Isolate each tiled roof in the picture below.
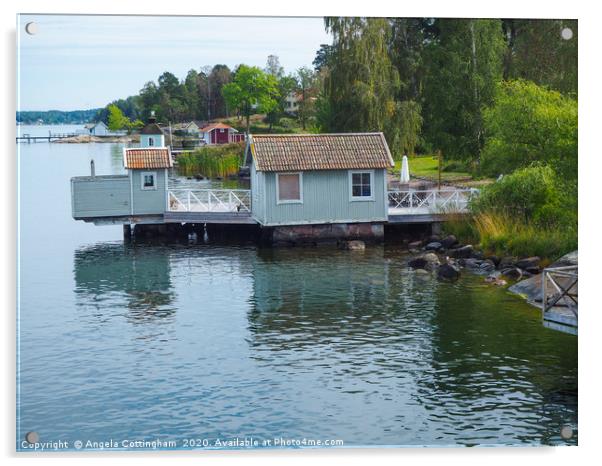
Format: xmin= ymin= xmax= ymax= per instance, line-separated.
xmin=250 ymin=133 xmax=394 ymax=172
xmin=124 ymin=148 xmax=172 ymax=169
xmin=200 ymin=122 xmax=236 ymax=132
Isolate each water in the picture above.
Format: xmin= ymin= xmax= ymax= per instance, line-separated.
xmin=17 ymin=128 xmax=578 ymax=450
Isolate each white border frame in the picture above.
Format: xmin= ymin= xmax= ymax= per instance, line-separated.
xmin=276 ymin=172 xmax=303 ymax=204
xmin=140 ymin=171 xmax=158 ymax=191
xmin=349 ymin=169 xmax=375 ymax=201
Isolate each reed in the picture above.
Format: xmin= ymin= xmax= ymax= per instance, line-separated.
xmin=176 ymin=143 xmax=245 ymax=178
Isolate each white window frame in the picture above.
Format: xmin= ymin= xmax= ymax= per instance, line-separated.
xmin=276 ymin=172 xmax=303 ymax=205
xmin=148 ymin=137 xmax=154 ymax=147
xmin=141 ymin=171 xmax=158 ymax=191
xmin=349 ymin=170 xmax=375 ymax=201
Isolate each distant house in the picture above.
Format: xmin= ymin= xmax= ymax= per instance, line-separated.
xmin=84 ymin=121 xmax=109 ymax=136
xmin=199 ymin=122 xmax=244 ymax=145
xmin=246 ymin=133 xmax=394 ymax=227
xmin=139 ymin=116 xmax=165 ymax=148
xmin=284 ymin=92 xmax=301 ymax=114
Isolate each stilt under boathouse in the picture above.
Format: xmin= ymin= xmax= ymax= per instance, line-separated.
xmin=71 ymin=125 xmax=477 ymax=244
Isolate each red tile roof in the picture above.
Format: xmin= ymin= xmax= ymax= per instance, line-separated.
xmin=124 ymin=148 xmax=172 ymax=169
xmin=249 ymin=133 xmax=394 ymax=172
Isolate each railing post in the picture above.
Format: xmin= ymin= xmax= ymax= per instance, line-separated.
xmin=229 ymin=191 xmax=232 ymax=211
xmin=187 ymin=191 xmax=191 ymax=211
xmin=208 ymin=191 xmax=212 ymax=211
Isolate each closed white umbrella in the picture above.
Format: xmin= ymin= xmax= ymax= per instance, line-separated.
xmin=400 ymin=155 xmax=410 ymax=184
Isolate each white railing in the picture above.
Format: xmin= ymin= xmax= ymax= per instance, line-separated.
xmin=387 ymin=189 xmax=477 ymax=214
xmin=168 ymin=189 xmax=251 ymax=213
xmin=542 ymin=265 xmax=578 ymax=319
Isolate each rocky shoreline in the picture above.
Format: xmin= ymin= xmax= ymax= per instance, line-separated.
xmin=54 ymin=134 xmax=140 ymax=144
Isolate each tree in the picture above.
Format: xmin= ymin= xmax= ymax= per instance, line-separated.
xmin=265 ymin=54 xmax=284 ymax=78
xmin=222 ymin=65 xmax=279 ymax=133
xmin=266 ymin=74 xmax=298 ymax=131
xmin=312 ymin=44 xmax=334 ymax=71
xmin=320 ymin=18 xmax=401 ymax=154
xmin=208 ymin=65 xmax=232 ymax=118
xmin=502 ymin=19 xmax=577 ymax=96
xmin=296 ymin=66 xmax=318 ymax=130
xmin=480 ymin=80 xmax=577 ymax=183
xmin=422 ymin=19 xmax=505 ymax=162
xmin=107 ymin=104 xmax=129 ymax=131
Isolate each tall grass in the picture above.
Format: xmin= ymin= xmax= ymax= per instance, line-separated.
xmin=445 ymin=212 xmax=577 ymax=261
xmin=176 ymin=143 xmax=244 ymax=178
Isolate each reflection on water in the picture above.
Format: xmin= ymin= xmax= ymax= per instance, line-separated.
xmin=17 ymin=139 xmax=577 ymax=449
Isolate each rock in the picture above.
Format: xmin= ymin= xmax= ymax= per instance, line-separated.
xmin=498 ymin=256 xmax=518 ymax=270
xmin=463 ymin=258 xmax=482 ymax=269
xmin=194 ymin=174 xmax=204 ymax=180
xmin=501 ymin=267 xmax=523 ymax=281
xmin=485 ymin=276 xmax=507 ymax=286
xmin=425 ymin=241 xmax=443 ymax=251
xmin=408 ymin=240 xmax=422 ymax=250
xmin=508 ymin=250 xmax=577 ymax=304
xmin=486 ymin=255 xmax=501 ymax=267
xmin=408 ymin=253 xmax=440 ymax=271
xmin=440 ymin=235 xmax=458 ymax=248
xmin=427 ymin=234 xmax=441 ymax=243
xmin=515 ymin=256 xmax=541 ymax=270
xmin=471 ymin=250 xmax=484 ymax=260
xmin=408 ymin=248 xmax=421 ymax=254
xmin=340 ymin=240 xmax=365 ymax=250
xmin=437 ymin=263 xmax=461 ymax=281
xmin=525 ymin=266 xmax=541 ymax=275
xmin=449 ymin=245 xmax=474 ymax=258
xmin=479 ymin=260 xmax=496 ymax=272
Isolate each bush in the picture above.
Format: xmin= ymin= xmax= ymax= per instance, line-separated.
xmin=471 ymin=165 xmax=571 ymax=228
xmin=480 ymin=80 xmax=577 ymax=181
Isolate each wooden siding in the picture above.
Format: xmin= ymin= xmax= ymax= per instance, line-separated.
xmin=131 ymin=169 xmax=167 ymax=215
xmin=140 ymin=134 xmax=164 ymax=148
xmin=250 ymin=161 xmax=265 ymax=224
xmin=260 ymin=169 xmax=388 ymax=226
xmin=71 ymin=175 xmax=131 ymax=218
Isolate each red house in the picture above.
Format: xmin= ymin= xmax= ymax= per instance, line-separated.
xmin=199 ymin=122 xmax=244 ymax=145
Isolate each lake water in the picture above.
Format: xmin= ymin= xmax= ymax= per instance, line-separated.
xmin=17 ymin=126 xmax=577 ymax=450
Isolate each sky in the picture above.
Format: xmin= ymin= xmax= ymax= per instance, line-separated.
xmin=17 ymin=14 xmax=332 ymax=111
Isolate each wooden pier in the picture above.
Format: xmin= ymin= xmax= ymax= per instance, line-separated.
xmin=16 ymin=132 xmax=77 ymax=143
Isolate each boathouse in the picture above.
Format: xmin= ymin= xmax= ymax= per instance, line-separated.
xmin=247 ymin=133 xmax=393 ymax=228
xmin=71 ymin=117 xmax=172 ymax=223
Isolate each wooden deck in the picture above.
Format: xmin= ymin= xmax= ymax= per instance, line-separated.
xmin=164 ymin=211 xmax=256 ymax=224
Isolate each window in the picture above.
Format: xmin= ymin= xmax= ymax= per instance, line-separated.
xmin=350 ymin=171 xmax=374 ymax=200
xmin=148 ymin=137 xmax=154 ymax=147
xmin=220 ymin=128 xmax=225 ymax=133
xmin=141 ymin=171 xmax=157 ymax=190
xmin=276 ymin=172 xmax=302 ymax=204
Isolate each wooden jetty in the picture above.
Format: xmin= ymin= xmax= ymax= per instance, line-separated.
xmin=16 ymin=132 xmax=78 ymax=143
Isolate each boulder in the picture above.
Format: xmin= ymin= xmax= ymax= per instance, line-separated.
xmin=525 ymin=266 xmax=541 ymax=275
xmin=427 ymin=234 xmax=441 ymax=243
xmin=408 ymin=240 xmax=422 ymax=250
xmin=501 ymin=267 xmax=523 ymax=281
xmin=425 ymin=241 xmax=443 ymax=251
xmin=463 ymin=258 xmax=482 ymax=269
xmin=449 ymin=245 xmax=474 ymax=258
xmin=515 ymin=256 xmax=541 ymax=270
xmin=471 ymin=250 xmax=485 ymax=260
xmin=408 ymin=253 xmax=440 ymax=271
xmin=498 ymin=256 xmax=518 ymax=270
xmin=341 ymin=240 xmax=366 ymax=250
xmin=440 ymin=235 xmax=458 ymax=248
xmin=437 ymin=263 xmax=461 ymax=281
xmin=486 ymin=255 xmax=501 ymax=267
xmin=479 ymin=260 xmax=496 ymax=273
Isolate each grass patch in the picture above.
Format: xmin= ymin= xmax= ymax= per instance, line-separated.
xmin=176 ymin=143 xmax=244 ymax=178
xmin=391 ymin=155 xmax=472 ymax=182
xmin=444 ymin=211 xmax=577 ymax=262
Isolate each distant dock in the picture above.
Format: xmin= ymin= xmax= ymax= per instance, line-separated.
xmin=16 ymin=132 xmax=78 ymax=143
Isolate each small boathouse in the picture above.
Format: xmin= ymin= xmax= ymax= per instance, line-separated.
xmin=71 ymin=125 xmax=476 ymax=243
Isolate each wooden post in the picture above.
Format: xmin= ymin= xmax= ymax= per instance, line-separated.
xmin=437 ymin=150 xmax=442 ymax=191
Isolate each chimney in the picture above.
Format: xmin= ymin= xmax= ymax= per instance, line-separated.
xmin=148 ymin=110 xmax=156 ymax=124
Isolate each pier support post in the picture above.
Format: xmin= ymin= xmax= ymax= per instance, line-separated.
xmin=123 ymin=224 xmax=132 ymax=242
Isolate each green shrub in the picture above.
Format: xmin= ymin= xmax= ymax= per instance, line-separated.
xmin=481 ymin=80 xmax=577 ymax=181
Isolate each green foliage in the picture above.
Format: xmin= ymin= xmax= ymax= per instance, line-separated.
xmin=107 ymin=104 xmax=129 ymax=131
xmin=471 ymin=165 xmax=571 ymax=226
xmin=176 ymin=143 xmax=245 ymax=178
xmin=480 ymin=80 xmax=577 ymax=182
xmin=422 ymin=19 xmax=505 ymax=161
xmin=502 ymin=19 xmax=577 ymax=96
xmin=389 ymin=100 xmax=423 ymax=157
xmin=222 ymin=65 xmax=279 ymax=133
xmin=320 ymin=18 xmax=401 ymax=149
